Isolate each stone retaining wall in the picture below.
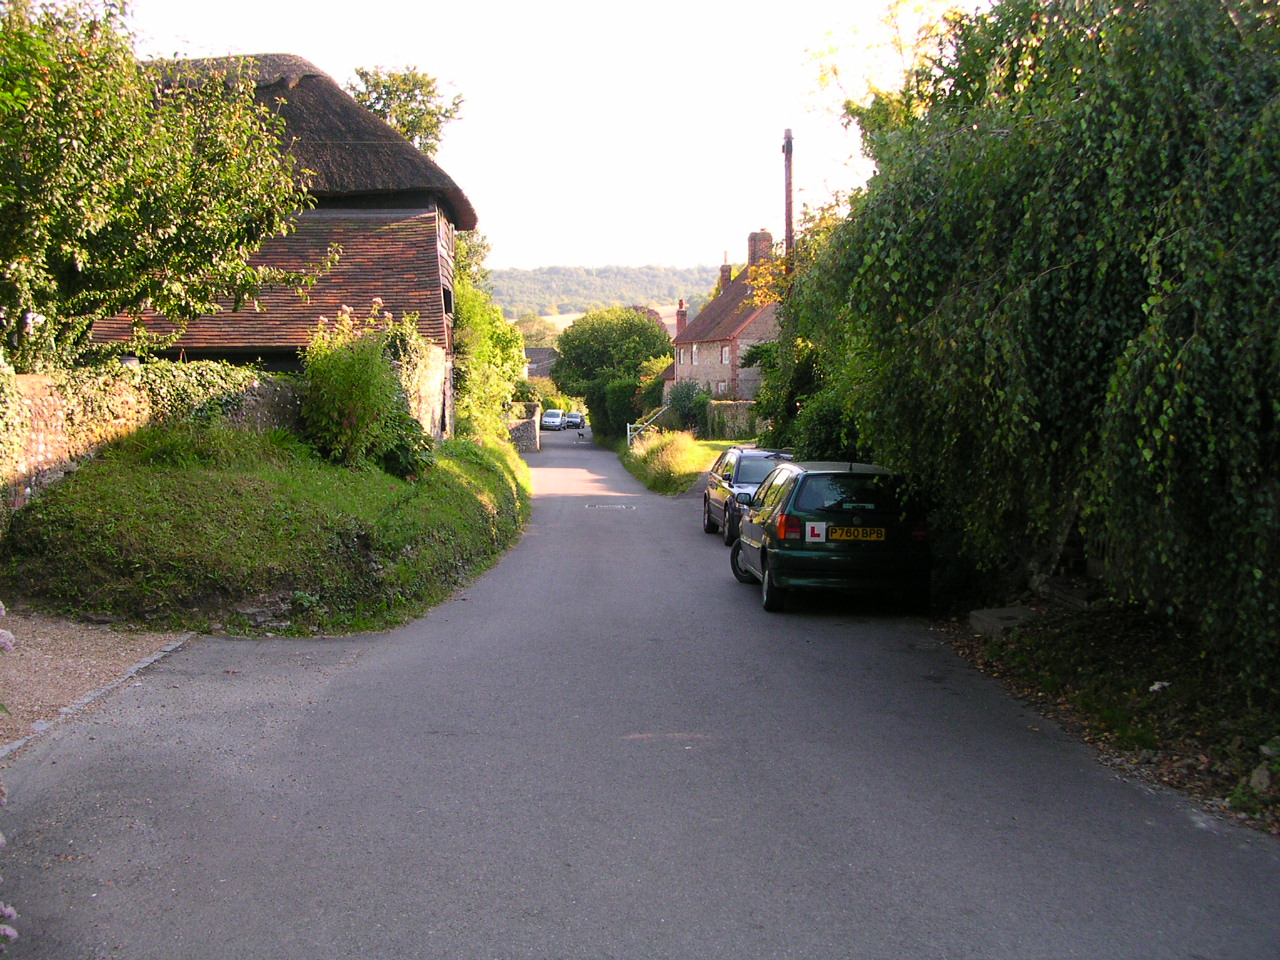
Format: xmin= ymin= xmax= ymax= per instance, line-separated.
xmin=706 ymin=400 xmax=758 ymax=440
xmin=507 ymin=402 xmax=540 ymax=453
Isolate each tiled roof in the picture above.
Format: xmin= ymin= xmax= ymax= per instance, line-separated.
xmin=523 ymin=346 xmax=558 ymax=376
xmin=92 ymin=208 xmax=448 ymax=353
xmin=672 ymin=270 xmax=776 ymax=345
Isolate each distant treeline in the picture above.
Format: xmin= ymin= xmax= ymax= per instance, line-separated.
xmin=487 ymin=265 xmax=721 ymax=319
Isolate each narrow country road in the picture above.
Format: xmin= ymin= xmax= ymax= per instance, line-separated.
xmin=2 ymin=430 xmax=1278 ymax=959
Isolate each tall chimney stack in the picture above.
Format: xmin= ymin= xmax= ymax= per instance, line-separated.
xmin=748 ymin=229 xmax=774 ymax=266
xmin=676 ymin=299 xmax=688 ymax=335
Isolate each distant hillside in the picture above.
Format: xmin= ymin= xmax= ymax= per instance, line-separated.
xmin=487 ymin=265 xmax=721 ymax=319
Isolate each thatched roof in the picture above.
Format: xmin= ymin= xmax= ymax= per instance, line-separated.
xmin=169 ymin=54 xmax=477 ymax=230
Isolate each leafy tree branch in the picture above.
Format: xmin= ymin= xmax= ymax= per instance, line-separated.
xmin=347 ymin=65 xmax=461 ymax=158
xmin=0 ymin=2 xmax=315 ymax=372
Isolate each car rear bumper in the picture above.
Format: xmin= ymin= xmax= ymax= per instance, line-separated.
xmin=769 ymin=546 xmax=928 ymax=591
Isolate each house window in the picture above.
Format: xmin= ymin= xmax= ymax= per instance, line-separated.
xmin=721 ymin=345 xmax=730 ymax=364
xmin=678 ymin=347 xmax=685 ymax=365
xmin=442 ymin=286 xmax=455 ymax=315
xmin=717 ymin=381 xmax=728 ymax=395
xmin=692 ymin=344 xmax=699 ymax=366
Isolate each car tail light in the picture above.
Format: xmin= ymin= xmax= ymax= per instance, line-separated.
xmin=776 ymin=513 xmax=803 ymax=540
xmin=910 ymin=521 xmax=930 ymax=543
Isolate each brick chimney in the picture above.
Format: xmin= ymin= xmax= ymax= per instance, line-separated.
xmin=676 ymin=299 xmax=688 ymax=335
xmin=719 ymin=254 xmax=733 ymax=290
xmin=748 ymin=229 xmax=774 ymax=266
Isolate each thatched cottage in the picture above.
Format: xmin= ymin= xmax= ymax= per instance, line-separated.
xmin=92 ymin=54 xmax=477 ymax=436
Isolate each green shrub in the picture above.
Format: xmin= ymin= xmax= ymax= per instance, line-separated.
xmin=667 ymin=379 xmax=711 ymax=435
xmin=451 ymin=237 xmax=526 ymax=439
xmin=368 ymin=406 xmax=435 ymax=479
xmin=605 ymin=375 xmax=643 ymax=436
xmin=582 ymin=380 xmax=614 ymax=438
xmin=636 ymin=355 xmax=670 ymax=412
xmin=300 ymin=303 xmax=434 ymax=478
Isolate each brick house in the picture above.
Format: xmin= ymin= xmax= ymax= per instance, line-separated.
xmin=92 ymin=54 xmax=477 ymax=435
xmin=670 ymin=230 xmax=777 ymax=400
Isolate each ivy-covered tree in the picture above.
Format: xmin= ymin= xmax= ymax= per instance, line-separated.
xmin=0 ymin=2 xmax=314 ymax=373
xmin=780 ymin=0 xmax=1279 ymax=690
xmin=346 ymin=65 xmax=462 ymax=158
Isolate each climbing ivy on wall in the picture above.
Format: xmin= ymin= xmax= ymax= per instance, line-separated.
xmin=0 ymin=366 xmax=24 ymax=499
xmin=52 ymin=361 xmax=278 ymax=442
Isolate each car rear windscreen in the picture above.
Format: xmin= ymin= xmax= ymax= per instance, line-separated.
xmin=737 ymin=459 xmax=785 ymax=485
xmin=793 ymin=474 xmax=905 ymax=515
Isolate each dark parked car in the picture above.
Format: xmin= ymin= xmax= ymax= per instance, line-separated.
xmin=702 ymin=446 xmax=793 ymax=545
xmin=729 ymin=461 xmax=930 ymax=612
xmin=564 ymin=411 xmax=585 ymax=430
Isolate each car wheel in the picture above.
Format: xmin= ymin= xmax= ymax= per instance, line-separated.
xmin=721 ymin=507 xmax=737 ymax=545
xmin=730 ymin=539 xmax=758 ymax=584
xmin=760 ymin=556 xmax=787 ymax=612
xmin=702 ymin=497 xmax=718 ymax=534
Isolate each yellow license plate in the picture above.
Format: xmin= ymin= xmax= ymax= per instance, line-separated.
xmin=829 ymin=526 xmax=886 ymax=541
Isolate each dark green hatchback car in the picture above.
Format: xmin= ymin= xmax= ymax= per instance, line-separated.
xmin=729 ymin=461 xmax=930 ymax=612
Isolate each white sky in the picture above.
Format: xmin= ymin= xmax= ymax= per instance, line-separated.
xmin=126 ymin=0 xmax=898 ymax=270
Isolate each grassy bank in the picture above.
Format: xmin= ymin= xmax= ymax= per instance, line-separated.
xmin=617 ymin=431 xmax=734 ymax=495
xmin=0 ymin=423 xmax=531 ymax=634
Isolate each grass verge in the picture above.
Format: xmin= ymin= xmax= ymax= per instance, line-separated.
xmin=618 ymin=431 xmax=736 ymax=495
xmin=0 ymin=423 xmax=531 ymax=635
xmin=946 ymin=605 xmax=1280 ymax=834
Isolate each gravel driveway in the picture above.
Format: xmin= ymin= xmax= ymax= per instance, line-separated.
xmin=0 ymin=604 xmax=188 ymax=754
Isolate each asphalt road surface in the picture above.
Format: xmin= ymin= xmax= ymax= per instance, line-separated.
xmin=2 ymin=428 xmax=1278 ymax=959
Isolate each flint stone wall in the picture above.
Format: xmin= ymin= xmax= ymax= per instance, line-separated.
xmin=1 ymin=372 xmax=302 ymax=516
